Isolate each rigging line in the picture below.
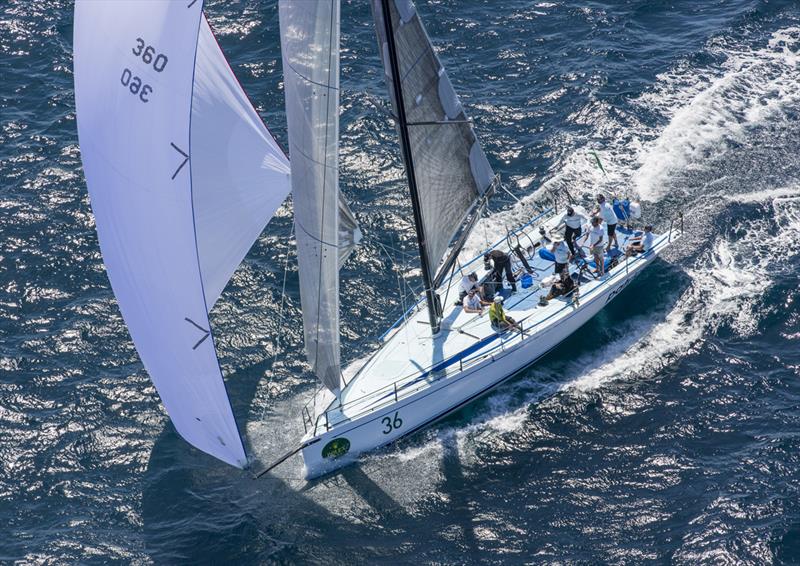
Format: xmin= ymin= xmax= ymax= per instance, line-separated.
xmin=440 ymin=256 xmax=459 ymax=314
xmin=407 ymin=120 xmax=473 ymax=126
xmin=397 ymin=235 xmax=413 ymax=354
xmin=373 ymin=239 xmax=417 ymax=302
xmin=285 ymin=59 xmax=340 ymax=91
xmin=372 ymin=238 xmax=422 ymax=323
xmin=390 ymin=233 xmax=405 ymax=317
xmin=373 ymin=233 xmax=416 ymax=350
xmin=359 ymin=89 xmax=397 ymax=121
xmin=307 ymin=382 xmax=325 ymax=425
xmin=499 ymin=182 xmax=523 ymax=204
xmin=482 ymin=205 xmax=490 ymax=248
xmin=364 ymin=235 xmax=416 ymax=259
xmin=371 ymin=234 xmax=423 ymax=300
xmin=483 ymin=200 xmax=512 ymax=246
xmin=260 ymin=217 xmax=295 ymax=423
xmin=389 ymin=233 xmax=409 ymax=355
xmin=296 ymin=218 xmax=348 ymax=249
xmin=290 ymin=139 xmax=338 ymax=171
xmin=399 ymin=235 xmax=417 ymax=359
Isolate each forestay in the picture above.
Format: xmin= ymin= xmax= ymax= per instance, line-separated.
xmin=372 ymin=0 xmax=495 ymax=285
xmin=280 ymin=0 xmax=358 ymax=395
xmin=74 ymin=0 xmax=290 ymax=468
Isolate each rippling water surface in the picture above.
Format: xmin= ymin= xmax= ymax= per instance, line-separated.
xmin=2 ymin=0 xmax=800 ymax=563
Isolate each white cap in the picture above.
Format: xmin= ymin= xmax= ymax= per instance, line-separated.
xmin=551 ymin=233 xmax=564 ymax=243
xmin=493 ymin=295 xmax=504 ymax=303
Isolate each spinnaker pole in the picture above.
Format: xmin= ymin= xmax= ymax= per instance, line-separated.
xmin=379 ymin=0 xmax=441 ymax=334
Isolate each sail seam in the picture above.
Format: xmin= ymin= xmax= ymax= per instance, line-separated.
xmin=290 ymin=140 xmax=337 ymax=170
xmin=295 ymin=218 xmax=347 ymax=249
xmin=400 ymin=44 xmax=433 ymax=83
xmin=286 ymin=60 xmax=340 ymax=91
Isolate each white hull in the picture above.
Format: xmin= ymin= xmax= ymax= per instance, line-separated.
xmin=299 ymin=211 xmax=680 ymax=478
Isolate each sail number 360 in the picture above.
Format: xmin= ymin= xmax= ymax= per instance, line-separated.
xmin=132 ymin=38 xmax=168 ymax=72
xmin=381 ymin=412 xmax=403 ymax=435
xmin=120 ymin=38 xmax=169 ymax=103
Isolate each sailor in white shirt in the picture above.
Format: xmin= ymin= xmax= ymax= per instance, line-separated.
xmin=626 ymin=224 xmax=655 ymax=256
xmin=587 ymin=216 xmax=606 ymax=275
xmin=460 ymin=272 xmax=478 ymax=293
xmin=550 ymin=233 xmax=571 ymax=274
xmin=458 ymin=272 xmax=482 ymax=304
xmin=462 ymin=287 xmax=485 ymax=314
xmin=593 ymin=194 xmax=619 ymax=251
xmin=642 ymin=228 xmax=654 ymax=251
xmin=554 ymin=206 xmax=587 ymax=255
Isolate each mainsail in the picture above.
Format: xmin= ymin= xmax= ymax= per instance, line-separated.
xmin=372 ymin=0 xmax=496 ymax=287
xmin=74 ymin=0 xmax=290 ymax=467
xmin=279 ymin=0 xmax=359 ymax=395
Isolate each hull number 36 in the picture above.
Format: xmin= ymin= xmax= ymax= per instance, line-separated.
xmin=381 ymin=412 xmax=403 ymax=435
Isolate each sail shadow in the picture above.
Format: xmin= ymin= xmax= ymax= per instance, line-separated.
xmin=340 ymin=466 xmax=414 ymax=521
xmin=139 ymin=354 xmax=326 ymax=561
xmin=223 ymin=354 xmax=312 ymax=468
xmin=431 ymin=305 xmax=463 ymax=373
xmin=140 ymin=409 xmax=365 ymax=562
xmin=440 ymin=435 xmax=480 ymax=556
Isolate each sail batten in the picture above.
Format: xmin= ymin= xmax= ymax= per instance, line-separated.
xmin=372 ymin=0 xmax=496 ymax=285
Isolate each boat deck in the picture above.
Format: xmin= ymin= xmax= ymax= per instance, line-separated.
xmin=308 ymin=207 xmax=675 ymax=434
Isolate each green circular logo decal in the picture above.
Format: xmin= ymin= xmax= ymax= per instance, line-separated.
xmin=322 ymin=437 xmax=350 ymax=459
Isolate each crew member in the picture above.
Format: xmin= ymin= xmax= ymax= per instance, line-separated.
xmin=545 ymin=269 xmax=576 ymax=300
xmin=593 ymin=194 xmax=619 ymax=252
xmin=626 ymin=225 xmax=654 ymax=256
xmin=457 ymin=272 xmax=482 ymax=304
xmin=462 ymin=288 xmax=485 ymax=315
xmin=587 ymin=216 xmax=606 ymax=276
xmin=489 ymin=295 xmax=519 ymax=332
xmin=550 ymin=234 xmax=571 ymax=274
xmin=484 ymin=249 xmax=517 ymax=293
xmin=554 ymin=206 xmax=586 ymax=255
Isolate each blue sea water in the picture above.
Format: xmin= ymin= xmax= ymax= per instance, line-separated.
xmin=2 ymin=0 xmax=800 ymax=563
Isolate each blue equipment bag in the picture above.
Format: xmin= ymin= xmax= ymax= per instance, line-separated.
xmin=613 ymin=199 xmax=630 ymax=222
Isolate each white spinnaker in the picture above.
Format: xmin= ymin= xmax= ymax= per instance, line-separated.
xmin=280 ymin=0 xmax=352 ymax=395
xmin=74 ymin=1 xmax=289 ymax=468
xmin=193 ymin=16 xmax=291 ymax=307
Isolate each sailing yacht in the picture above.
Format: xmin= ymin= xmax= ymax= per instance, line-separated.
xmin=73 ymin=0 xmax=681 ymax=478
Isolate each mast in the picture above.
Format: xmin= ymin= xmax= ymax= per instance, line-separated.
xmin=379 ymin=0 xmax=441 ymax=334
